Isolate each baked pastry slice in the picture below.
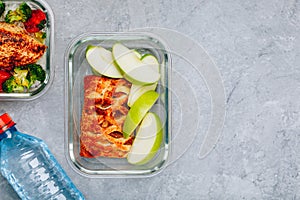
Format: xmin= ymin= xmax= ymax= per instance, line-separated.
xmin=80 ymin=75 xmax=134 ymax=158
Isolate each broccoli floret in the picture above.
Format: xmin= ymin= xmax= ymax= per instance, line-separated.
xmin=18 ymin=2 xmax=31 ymax=18
xmin=0 ymin=1 xmax=5 ymax=16
xmin=13 ymin=67 xmax=30 ymax=88
xmin=2 ymin=77 xmax=25 ymax=93
xmin=2 ymin=64 xmax=45 ymax=93
xmin=13 ymin=64 xmax=45 ymax=89
xmin=5 ymin=10 xmax=20 ymax=23
xmin=26 ymin=64 xmax=46 ymax=87
xmin=5 ymin=2 xmax=32 ymax=23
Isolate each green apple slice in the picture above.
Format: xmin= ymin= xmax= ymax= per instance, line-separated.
xmin=127 ymin=54 xmax=160 ymax=107
xmin=133 ymin=50 xmax=142 ymax=59
xmin=140 ymin=54 xmax=160 ymax=72
xmin=127 ymin=112 xmax=163 ymax=165
xmin=112 ymin=43 xmax=160 ymax=85
xmin=123 ymin=90 xmax=159 ymax=138
xmin=127 ymin=83 xmax=157 ymax=107
xmin=86 ymin=45 xmax=123 ymax=78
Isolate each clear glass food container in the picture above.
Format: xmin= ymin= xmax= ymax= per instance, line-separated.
xmin=0 ymin=0 xmax=54 ymax=101
xmin=65 ymin=32 xmax=171 ymax=177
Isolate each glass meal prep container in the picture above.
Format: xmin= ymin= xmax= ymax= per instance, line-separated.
xmin=0 ymin=0 xmax=54 ymax=101
xmin=65 ymin=32 xmax=171 ymax=177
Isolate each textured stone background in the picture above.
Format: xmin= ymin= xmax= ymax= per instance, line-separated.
xmin=1 ymin=0 xmax=300 ymax=199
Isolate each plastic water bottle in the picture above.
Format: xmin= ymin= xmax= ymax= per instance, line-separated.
xmin=0 ymin=113 xmax=85 ymax=200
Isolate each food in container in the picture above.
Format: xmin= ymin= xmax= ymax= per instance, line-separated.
xmin=80 ymin=75 xmax=134 ymax=158
xmin=80 ymin=42 xmax=163 ymax=162
xmin=0 ymin=22 xmax=46 ymax=68
xmin=65 ymin=33 xmax=171 ymax=177
xmin=0 ymin=0 xmax=53 ymax=100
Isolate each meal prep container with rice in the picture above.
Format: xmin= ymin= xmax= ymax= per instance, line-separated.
xmin=0 ymin=0 xmax=54 ymax=101
xmin=65 ymin=32 xmax=171 ymax=177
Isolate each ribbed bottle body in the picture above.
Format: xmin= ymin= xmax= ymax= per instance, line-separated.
xmin=0 ymin=128 xmax=84 ymax=200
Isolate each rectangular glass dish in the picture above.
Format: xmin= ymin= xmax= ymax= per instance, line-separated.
xmin=65 ymin=32 xmax=171 ymax=177
xmin=0 ymin=0 xmax=54 ymax=101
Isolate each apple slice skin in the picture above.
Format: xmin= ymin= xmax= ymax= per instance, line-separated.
xmin=86 ymin=45 xmax=123 ymax=78
xmin=127 ymin=112 xmax=163 ymax=165
xmin=127 ymin=54 xmax=160 ymax=107
xmin=112 ymin=43 xmax=160 ymax=85
xmin=123 ymin=90 xmax=159 ymax=138
xmin=127 ymin=83 xmax=157 ymax=107
xmin=133 ymin=50 xmax=142 ymax=59
xmin=140 ymin=54 xmax=160 ymax=73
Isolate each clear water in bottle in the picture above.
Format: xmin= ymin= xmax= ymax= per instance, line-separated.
xmin=0 ymin=113 xmax=85 ymax=200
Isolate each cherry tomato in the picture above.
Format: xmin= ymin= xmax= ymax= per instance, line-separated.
xmin=0 ymin=70 xmax=11 ymax=92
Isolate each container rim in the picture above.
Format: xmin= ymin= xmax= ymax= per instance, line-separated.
xmin=64 ymin=31 xmax=172 ymax=178
xmin=0 ymin=0 xmax=55 ymax=101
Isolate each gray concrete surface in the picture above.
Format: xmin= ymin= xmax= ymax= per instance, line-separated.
xmin=1 ymin=0 xmax=300 ymax=199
